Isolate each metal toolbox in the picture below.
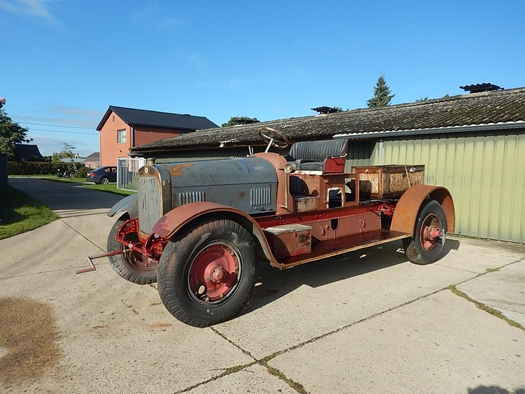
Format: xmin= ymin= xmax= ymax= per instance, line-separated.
xmin=263 ymin=224 xmax=312 ymax=259
xmin=352 ymin=165 xmax=425 ymax=199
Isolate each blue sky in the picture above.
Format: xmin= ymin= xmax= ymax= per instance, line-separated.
xmin=1 ymin=0 xmax=524 ymax=157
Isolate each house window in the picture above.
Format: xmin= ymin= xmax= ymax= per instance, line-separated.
xmin=117 ymin=129 xmax=126 ymax=144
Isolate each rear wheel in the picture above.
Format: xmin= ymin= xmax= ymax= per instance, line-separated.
xmin=100 ymin=176 xmax=109 ymax=184
xmin=404 ymin=200 xmax=447 ymax=265
xmin=107 ymin=214 xmax=158 ymax=284
xmin=158 ymin=219 xmax=257 ymax=327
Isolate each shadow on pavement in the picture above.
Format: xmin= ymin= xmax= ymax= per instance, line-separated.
xmin=246 ymin=238 xmax=461 ymax=316
xmin=8 ymin=178 xmax=124 ymax=214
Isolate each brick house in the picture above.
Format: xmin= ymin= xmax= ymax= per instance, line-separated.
xmin=96 ymin=106 xmax=218 ymax=166
xmin=84 ymin=152 xmax=100 ymax=169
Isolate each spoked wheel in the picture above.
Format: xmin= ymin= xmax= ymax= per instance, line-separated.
xmin=404 ymin=200 xmax=447 ymax=265
xmin=158 ymin=219 xmax=257 ymax=327
xmin=107 ymin=214 xmax=158 ymax=284
xmin=257 ymin=126 xmax=289 ymax=149
xmin=100 ymin=177 xmax=110 ymax=184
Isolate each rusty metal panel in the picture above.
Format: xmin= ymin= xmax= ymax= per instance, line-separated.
xmin=373 ymin=132 xmax=525 ymax=243
xmin=264 ymin=224 xmax=312 ymax=259
xmin=137 ymin=176 xmax=162 ymax=235
xmin=353 ymin=165 xmax=425 ymax=199
xmin=169 ymin=157 xmax=278 ymax=215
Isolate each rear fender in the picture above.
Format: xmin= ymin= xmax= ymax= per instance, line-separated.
xmin=152 ymin=202 xmax=278 ymax=265
xmin=108 ymin=194 xmax=138 ymax=218
xmin=390 ymin=184 xmax=455 ymax=234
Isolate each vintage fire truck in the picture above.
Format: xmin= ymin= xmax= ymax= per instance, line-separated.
xmin=96 ymin=127 xmax=455 ymax=327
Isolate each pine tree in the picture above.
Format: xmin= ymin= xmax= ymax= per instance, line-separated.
xmin=367 ymin=75 xmax=395 ymax=108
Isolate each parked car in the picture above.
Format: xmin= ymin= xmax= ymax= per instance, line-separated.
xmin=86 ymin=166 xmax=117 ymax=184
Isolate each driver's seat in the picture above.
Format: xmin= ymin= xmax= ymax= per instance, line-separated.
xmin=287 ymin=139 xmax=348 ymax=172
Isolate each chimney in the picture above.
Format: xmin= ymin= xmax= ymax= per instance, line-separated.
xmin=460 ymin=83 xmax=503 ymax=94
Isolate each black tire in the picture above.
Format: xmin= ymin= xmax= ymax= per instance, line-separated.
xmin=404 ymin=200 xmax=447 ymax=265
xmin=100 ymin=176 xmax=109 ymax=184
xmin=107 ymin=214 xmax=158 ymax=284
xmin=158 ymin=219 xmax=257 ymax=327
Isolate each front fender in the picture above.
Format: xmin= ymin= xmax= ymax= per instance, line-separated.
xmin=108 ymin=194 xmax=138 ymax=218
xmin=152 ymin=202 xmax=278 ymax=265
xmin=390 ymin=184 xmax=455 ymax=234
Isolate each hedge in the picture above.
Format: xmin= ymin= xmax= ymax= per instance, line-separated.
xmin=8 ymin=161 xmax=84 ymax=176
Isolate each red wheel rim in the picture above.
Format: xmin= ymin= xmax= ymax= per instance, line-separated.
xmin=420 ymin=214 xmax=442 ymax=251
xmin=188 ymin=243 xmax=240 ymax=304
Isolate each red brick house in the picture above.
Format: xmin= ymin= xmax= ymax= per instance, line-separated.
xmin=96 ymin=106 xmax=218 ymax=166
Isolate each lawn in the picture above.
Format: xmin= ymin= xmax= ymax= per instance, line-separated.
xmin=0 ymin=186 xmax=59 ymax=240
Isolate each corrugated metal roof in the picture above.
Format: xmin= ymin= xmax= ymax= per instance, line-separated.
xmin=131 ymin=87 xmax=525 ymax=153
xmin=96 ymin=106 xmax=218 ymax=131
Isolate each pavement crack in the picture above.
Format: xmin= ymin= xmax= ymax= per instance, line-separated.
xmin=60 ymin=219 xmax=106 ymax=253
xmin=259 ymin=360 xmax=309 ymax=394
xmin=210 ymin=326 xmax=256 ymax=360
xmin=202 ymin=328 xmax=309 ymax=393
xmin=171 ymin=360 xmax=257 ymax=394
xmin=448 ymin=284 xmax=525 ymax=332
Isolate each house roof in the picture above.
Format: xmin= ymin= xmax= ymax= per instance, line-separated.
xmin=14 ymin=144 xmax=43 ymax=159
xmin=96 ymin=106 xmax=219 ymax=131
xmin=85 ymin=152 xmax=100 ymax=161
xmin=130 ymin=87 xmax=525 ymax=154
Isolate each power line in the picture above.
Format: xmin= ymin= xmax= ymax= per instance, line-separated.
xmin=16 ymin=120 xmax=97 ymax=130
xmin=26 ymin=128 xmax=98 ymax=135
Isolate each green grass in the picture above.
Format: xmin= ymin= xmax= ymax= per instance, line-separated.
xmin=38 ymin=176 xmax=136 ymax=196
xmin=81 ymin=182 xmax=135 ymax=196
xmin=449 ymin=285 xmax=525 ymax=331
xmin=0 ymin=186 xmax=59 ymax=240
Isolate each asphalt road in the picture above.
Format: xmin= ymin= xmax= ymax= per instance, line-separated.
xmin=1 ymin=178 xmax=524 ymax=393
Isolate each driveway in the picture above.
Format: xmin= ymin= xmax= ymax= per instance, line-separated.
xmin=1 ymin=178 xmax=524 ymax=393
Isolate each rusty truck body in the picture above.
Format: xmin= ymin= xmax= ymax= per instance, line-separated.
xmin=97 ymin=128 xmax=454 ymax=327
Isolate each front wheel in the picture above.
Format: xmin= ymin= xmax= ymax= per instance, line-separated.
xmin=404 ymin=200 xmax=447 ymax=265
xmin=158 ymin=219 xmax=257 ymax=327
xmin=107 ymin=214 xmax=158 ymax=284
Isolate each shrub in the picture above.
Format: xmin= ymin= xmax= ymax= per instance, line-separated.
xmin=75 ymin=166 xmax=89 ymax=178
xmin=8 ymin=161 xmax=84 ymax=176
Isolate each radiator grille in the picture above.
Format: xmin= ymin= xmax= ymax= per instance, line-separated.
xmin=137 ymin=176 xmax=162 ymax=234
xmin=250 ymin=187 xmax=271 ymax=206
xmin=178 ymin=191 xmax=206 ymax=206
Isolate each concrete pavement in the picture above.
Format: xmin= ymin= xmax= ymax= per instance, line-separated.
xmin=1 ymin=178 xmax=524 ymax=393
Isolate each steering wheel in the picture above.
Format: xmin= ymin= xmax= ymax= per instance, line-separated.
xmin=257 ymin=127 xmax=289 ymax=149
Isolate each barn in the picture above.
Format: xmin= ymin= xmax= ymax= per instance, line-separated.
xmin=131 ymin=86 xmax=525 ymax=243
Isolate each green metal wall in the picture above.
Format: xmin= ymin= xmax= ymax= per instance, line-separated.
xmin=345 ymin=139 xmax=374 ymax=170
xmin=370 ymin=132 xmax=525 ymax=243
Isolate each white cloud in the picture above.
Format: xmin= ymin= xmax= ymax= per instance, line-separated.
xmin=132 ymin=4 xmax=185 ymax=29
xmin=0 ymin=0 xmax=58 ymax=23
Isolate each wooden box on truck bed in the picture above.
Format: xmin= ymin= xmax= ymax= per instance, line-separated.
xmin=352 ymin=165 xmax=425 ymax=199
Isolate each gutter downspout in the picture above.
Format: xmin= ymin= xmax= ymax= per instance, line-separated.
xmin=130 ymin=126 xmax=135 ymax=156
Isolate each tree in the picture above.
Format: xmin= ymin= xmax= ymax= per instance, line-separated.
xmin=0 ymin=109 xmax=31 ymax=159
xmin=52 ymin=143 xmax=76 ymax=164
xmin=367 ymin=75 xmax=395 ymax=108
xmin=221 ymin=116 xmax=260 ymax=127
